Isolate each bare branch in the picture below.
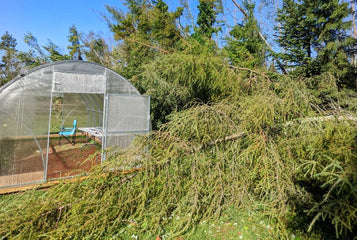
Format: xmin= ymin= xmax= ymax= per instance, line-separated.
xmin=227 ymin=64 xmax=270 ymax=80
xmin=231 ymin=0 xmax=248 ymax=18
xmin=193 ymin=132 xmax=246 ymax=152
xmin=284 ymin=115 xmax=357 ymax=126
xmin=125 ymin=38 xmax=169 ymax=53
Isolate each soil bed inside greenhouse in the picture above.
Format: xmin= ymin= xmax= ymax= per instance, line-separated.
xmin=0 ymin=138 xmax=101 ymax=187
xmin=46 ymin=142 xmax=101 ymax=179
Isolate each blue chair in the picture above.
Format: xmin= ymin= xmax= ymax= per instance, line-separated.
xmin=59 ymin=119 xmax=77 ymax=145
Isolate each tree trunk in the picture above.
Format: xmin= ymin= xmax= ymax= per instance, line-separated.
xmin=352 ymin=0 xmax=357 ymax=67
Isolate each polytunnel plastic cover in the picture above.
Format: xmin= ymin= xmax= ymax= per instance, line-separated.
xmin=0 ymin=61 xmax=150 ymax=188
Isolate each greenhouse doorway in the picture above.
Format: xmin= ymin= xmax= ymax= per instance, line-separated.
xmin=46 ymin=93 xmax=104 ymax=179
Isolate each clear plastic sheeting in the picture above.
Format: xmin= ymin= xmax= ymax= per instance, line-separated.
xmin=107 ymin=95 xmax=150 ymax=132
xmin=106 ymin=134 xmax=137 ymax=149
xmin=53 ymin=61 xmax=106 ymax=75
xmin=105 ymin=95 xmax=150 ymax=151
xmin=0 ymin=67 xmax=52 ymax=187
xmin=54 ymin=72 xmax=106 ymax=93
xmin=0 ymin=61 xmax=150 ymax=188
xmin=106 ymin=70 xmax=139 ymax=95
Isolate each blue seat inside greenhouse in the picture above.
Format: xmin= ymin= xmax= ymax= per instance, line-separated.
xmin=59 ymin=119 xmax=77 ymax=145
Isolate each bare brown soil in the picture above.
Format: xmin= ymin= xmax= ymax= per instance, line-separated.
xmin=47 ymin=142 xmax=101 ymax=179
xmin=0 ymin=138 xmax=101 ymax=181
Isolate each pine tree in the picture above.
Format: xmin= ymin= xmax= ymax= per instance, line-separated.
xmin=151 ymin=0 xmax=183 ymax=49
xmin=0 ymin=31 xmax=20 ymax=85
xmin=43 ymin=42 xmax=70 ymax=62
xmin=17 ymin=33 xmax=69 ymax=68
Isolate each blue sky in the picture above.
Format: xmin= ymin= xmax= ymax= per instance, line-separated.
xmin=0 ymin=0 xmax=121 ymax=52
xmin=1 ymin=0 xmax=278 ymax=53
xmin=0 ymin=0 xmax=191 ymax=53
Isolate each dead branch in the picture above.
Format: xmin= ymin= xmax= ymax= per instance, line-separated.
xmin=284 ymin=115 xmax=357 ymax=126
xmin=125 ymin=38 xmax=169 ymax=53
xmin=191 ymin=114 xmax=356 ymax=152
xmin=227 ymin=64 xmax=270 ymax=80
xmin=41 ymin=203 xmax=72 ymax=217
xmin=120 ymin=173 xmax=137 ymax=183
xmin=193 ymin=132 xmax=247 ymax=152
xmin=231 ymin=0 xmax=248 ymax=18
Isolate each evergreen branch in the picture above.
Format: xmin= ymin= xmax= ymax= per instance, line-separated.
xmin=308 ymin=212 xmax=323 ymax=233
xmin=119 ymin=173 xmax=137 ymax=183
xmin=194 ymin=115 xmax=357 ymax=155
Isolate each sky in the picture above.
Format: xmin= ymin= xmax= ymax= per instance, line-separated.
xmin=0 ymin=0 xmax=123 ymax=53
xmin=0 ymin=0 xmax=184 ymax=54
xmin=0 ymin=0 xmax=277 ymax=54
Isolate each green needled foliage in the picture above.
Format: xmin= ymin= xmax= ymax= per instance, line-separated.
xmin=276 ymin=0 xmax=356 ymax=79
xmin=0 ymin=1 xmax=356 ymax=238
xmin=0 ymin=31 xmax=20 ymax=86
xmin=0 ymin=72 xmax=356 ymax=239
xmin=133 ymin=50 xmax=239 ymax=129
xmin=105 ymin=0 xmax=183 ymax=79
xmin=16 ymin=33 xmax=71 ymax=68
xmin=194 ymin=0 xmax=222 ymax=40
xmin=68 ymin=25 xmax=83 ymax=61
xmin=226 ymin=1 xmax=266 ymax=69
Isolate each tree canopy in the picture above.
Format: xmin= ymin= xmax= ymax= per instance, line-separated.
xmin=0 ymin=1 xmax=356 ymax=239
xmin=276 ymin=0 xmax=356 ymax=79
xmin=0 ymin=31 xmax=19 ymax=85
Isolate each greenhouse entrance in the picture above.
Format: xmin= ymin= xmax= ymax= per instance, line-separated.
xmin=0 ymin=61 xmax=150 ymax=188
xmin=45 ymin=93 xmax=104 ymax=179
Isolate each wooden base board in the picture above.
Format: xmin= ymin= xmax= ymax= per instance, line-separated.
xmin=0 ymin=175 xmax=88 ymax=195
xmin=0 ymin=168 xmax=143 ymax=195
xmin=0 ymin=171 xmax=44 ymax=188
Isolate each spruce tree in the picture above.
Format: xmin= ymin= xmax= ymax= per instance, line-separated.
xmin=43 ymin=42 xmax=70 ymax=62
xmin=68 ymin=25 xmax=83 ymax=60
xmin=83 ymin=32 xmax=111 ymax=66
xmin=226 ymin=1 xmax=266 ymax=68
xmin=195 ymin=0 xmax=221 ymax=39
xmin=151 ymin=0 xmax=183 ymax=49
xmin=276 ymin=0 xmax=356 ymax=77
xmin=17 ymin=33 xmax=69 ymax=68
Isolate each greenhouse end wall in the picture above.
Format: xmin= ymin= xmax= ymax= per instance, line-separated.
xmin=0 ymin=61 xmax=150 ymax=188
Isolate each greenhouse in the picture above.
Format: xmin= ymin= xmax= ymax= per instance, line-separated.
xmin=0 ymin=61 xmax=150 ymax=188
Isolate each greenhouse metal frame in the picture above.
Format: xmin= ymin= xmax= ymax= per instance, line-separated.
xmin=0 ymin=61 xmax=150 ymax=188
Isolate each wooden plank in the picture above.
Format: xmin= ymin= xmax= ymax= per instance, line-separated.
xmin=13 ymin=133 xmax=86 ymax=140
xmin=0 ymin=168 xmax=143 ymax=195
xmin=0 ymin=171 xmax=44 ymax=188
xmin=0 ymin=175 xmax=89 ymax=194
